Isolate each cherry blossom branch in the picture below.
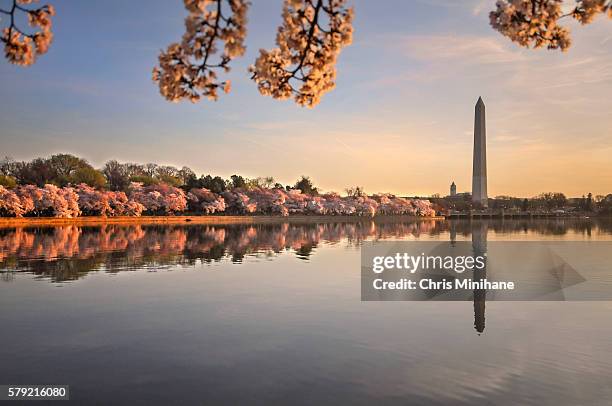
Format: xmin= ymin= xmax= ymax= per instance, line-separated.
xmin=490 ymin=0 xmax=611 ymax=51
xmin=249 ymin=0 xmax=354 ymax=108
xmin=152 ymin=0 xmax=249 ymax=103
xmin=1 ymin=0 xmax=55 ymax=66
xmin=571 ymin=0 xmax=612 ymax=23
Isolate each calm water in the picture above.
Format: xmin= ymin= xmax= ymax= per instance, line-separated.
xmin=1 ymin=219 xmax=612 ymax=405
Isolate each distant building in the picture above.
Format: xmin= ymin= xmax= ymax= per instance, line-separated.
xmin=446 ymin=182 xmax=469 ymax=199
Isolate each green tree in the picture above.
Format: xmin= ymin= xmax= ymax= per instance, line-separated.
xmin=129 ymin=175 xmax=159 ymax=186
xmin=195 ymin=175 xmax=227 ymax=193
xmin=210 ymin=176 xmax=228 ymax=193
xmin=49 ymin=154 xmax=91 ymax=180
xmin=70 ymin=167 xmax=106 ymax=188
xmin=230 ymin=175 xmax=247 ymax=189
xmin=17 ymin=158 xmax=56 ymax=186
xmin=177 ymin=166 xmax=197 ymax=186
xmin=0 ymin=174 xmax=17 ymax=188
xmin=294 ymin=176 xmax=318 ymax=195
xmin=103 ymin=160 xmax=130 ymax=191
xmin=157 ymin=174 xmax=182 ymax=187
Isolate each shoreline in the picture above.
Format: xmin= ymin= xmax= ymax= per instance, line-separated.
xmin=0 ymin=215 xmax=444 ymax=228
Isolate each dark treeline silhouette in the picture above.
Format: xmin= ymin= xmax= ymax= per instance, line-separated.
xmin=0 ymin=154 xmax=317 ymax=194
xmin=432 ymin=192 xmax=612 ymax=216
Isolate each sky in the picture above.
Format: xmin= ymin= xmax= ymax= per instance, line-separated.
xmin=0 ymin=0 xmax=611 ymax=198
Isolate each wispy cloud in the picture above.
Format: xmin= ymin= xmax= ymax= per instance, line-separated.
xmin=413 ymin=0 xmax=490 ymax=13
xmin=397 ymin=34 xmax=526 ymax=65
xmin=244 ymin=120 xmax=312 ymax=132
xmin=365 ymin=33 xmax=525 ymax=87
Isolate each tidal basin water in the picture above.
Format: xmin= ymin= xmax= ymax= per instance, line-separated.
xmin=1 ymin=218 xmax=612 ymax=405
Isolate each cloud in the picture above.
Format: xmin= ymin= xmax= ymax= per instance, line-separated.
xmin=519 ymin=57 xmax=612 ymax=91
xmin=364 ymin=33 xmax=525 ymax=87
xmin=244 ymin=120 xmax=312 ymax=132
xmin=397 ymin=34 xmax=526 ymax=65
xmin=413 ymin=0 xmax=489 ymax=13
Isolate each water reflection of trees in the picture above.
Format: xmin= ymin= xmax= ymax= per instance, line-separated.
xmin=1 ymin=218 xmax=611 ymax=282
xmin=0 ymin=220 xmax=438 ymax=281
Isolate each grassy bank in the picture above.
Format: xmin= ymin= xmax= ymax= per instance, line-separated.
xmin=0 ymin=215 xmax=444 ymax=228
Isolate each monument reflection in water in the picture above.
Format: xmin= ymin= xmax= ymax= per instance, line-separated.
xmin=471 ymin=222 xmax=488 ymax=334
xmin=448 ymin=220 xmax=489 ymax=333
xmin=2 ymin=218 xmax=612 ymax=334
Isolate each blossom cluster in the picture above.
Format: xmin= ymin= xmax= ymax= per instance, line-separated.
xmin=490 ymin=0 xmax=611 ymax=51
xmin=573 ymin=0 xmax=612 ymax=23
xmin=75 ymin=184 xmax=145 ymax=217
xmin=249 ymin=0 xmax=354 ymax=107
xmin=130 ymin=182 xmax=188 ymax=214
xmin=188 ymin=187 xmax=227 ymax=213
xmin=1 ymin=0 xmax=55 ymax=66
xmin=0 ymin=184 xmax=79 ymax=218
xmin=0 ymin=183 xmax=436 ymax=218
xmin=212 ymin=187 xmax=436 ymax=217
xmin=153 ymin=0 xmax=249 ymax=103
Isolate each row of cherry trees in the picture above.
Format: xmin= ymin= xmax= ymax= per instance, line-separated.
xmin=0 ymin=182 xmax=435 ymax=218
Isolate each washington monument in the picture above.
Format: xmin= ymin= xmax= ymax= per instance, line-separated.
xmin=472 ymin=97 xmax=488 ymax=207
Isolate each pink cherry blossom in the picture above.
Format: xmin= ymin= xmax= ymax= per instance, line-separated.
xmin=153 ymin=0 xmax=249 ymax=103
xmin=188 ymin=188 xmax=227 ymax=214
xmin=249 ymin=0 xmax=354 ymax=107
xmin=0 ymin=185 xmax=24 ymax=217
xmin=490 ymin=0 xmax=611 ymax=51
xmin=1 ymin=0 xmax=55 ymax=66
xmin=130 ymin=182 xmax=187 ymax=214
xmin=1 ymin=181 xmax=436 ymax=218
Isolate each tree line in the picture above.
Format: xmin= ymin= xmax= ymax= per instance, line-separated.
xmin=432 ymin=192 xmax=612 ymax=216
xmin=0 ymin=154 xmax=318 ymax=195
xmin=0 ymin=154 xmax=436 ymax=218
